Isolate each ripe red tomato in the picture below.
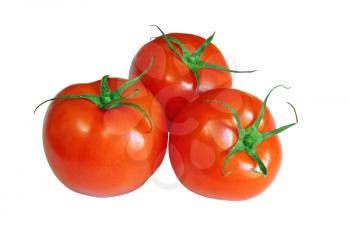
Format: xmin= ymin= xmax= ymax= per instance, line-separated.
xmin=129 ymin=26 xmax=254 ymax=122
xmin=169 ymin=86 xmax=297 ymax=200
xmin=38 ymin=67 xmax=167 ymax=197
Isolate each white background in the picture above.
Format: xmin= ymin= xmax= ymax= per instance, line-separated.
xmin=0 ymin=0 xmax=349 ymax=232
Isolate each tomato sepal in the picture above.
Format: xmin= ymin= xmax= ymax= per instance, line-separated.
xmin=206 ymin=85 xmax=298 ymax=177
xmin=35 ymin=59 xmax=154 ymax=132
xmin=151 ymin=25 xmax=256 ymax=94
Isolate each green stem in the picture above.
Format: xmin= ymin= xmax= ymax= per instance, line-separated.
xmin=151 ymin=25 xmax=256 ymax=94
xmin=34 ymin=94 xmax=101 ymax=114
xmin=34 ymin=59 xmax=154 ymax=133
xmin=100 ymin=75 xmax=112 ymax=100
xmin=206 ymin=85 xmax=298 ymax=176
xmin=119 ymin=102 xmax=153 ymax=132
xmin=111 ymin=57 xmax=153 ymax=99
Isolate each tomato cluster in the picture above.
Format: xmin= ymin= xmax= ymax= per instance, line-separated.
xmin=36 ymin=26 xmax=297 ymax=200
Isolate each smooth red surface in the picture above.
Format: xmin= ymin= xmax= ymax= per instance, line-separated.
xmin=169 ymin=88 xmax=282 ymax=200
xmin=43 ymin=78 xmax=167 ymax=197
xmin=129 ymin=33 xmax=232 ymax=122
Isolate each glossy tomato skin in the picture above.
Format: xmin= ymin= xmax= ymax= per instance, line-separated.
xmin=129 ymin=33 xmax=232 ymax=122
xmin=43 ymin=78 xmax=167 ymax=197
xmin=169 ymin=88 xmax=282 ymax=200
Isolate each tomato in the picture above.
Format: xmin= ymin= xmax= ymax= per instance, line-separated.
xmin=129 ymin=26 xmax=254 ymax=123
xmin=169 ymin=86 xmax=297 ymax=200
xmin=37 ymin=63 xmax=168 ymax=197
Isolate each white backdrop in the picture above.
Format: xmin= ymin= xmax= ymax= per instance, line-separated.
xmin=1 ymin=0 xmax=349 ymax=232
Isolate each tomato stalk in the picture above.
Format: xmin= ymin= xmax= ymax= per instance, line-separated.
xmin=206 ymin=85 xmax=298 ymax=176
xmin=150 ymin=25 xmax=256 ymax=94
xmin=34 ymin=58 xmax=154 ymax=132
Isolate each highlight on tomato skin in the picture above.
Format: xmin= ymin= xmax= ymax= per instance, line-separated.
xmin=168 ymin=87 xmax=297 ymax=201
xmin=129 ymin=26 xmax=255 ymax=125
xmin=38 ymin=74 xmax=168 ymax=197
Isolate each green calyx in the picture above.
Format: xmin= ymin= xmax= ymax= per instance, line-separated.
xmin=206 ymin=85 xmax=298 ymax=176
xmin=34 ymin=59 xmax=154 ymax=132
xmin=150 ymin=25 xmax=256 ymax=94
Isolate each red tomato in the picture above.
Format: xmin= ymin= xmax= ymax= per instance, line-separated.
xmin=169 ymin=86 xmax=297 ymax=200
xmin=129 ymin=26 xmax=254 ymax=123
xmin=38 ymin=68 xmax=167 ymax=197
